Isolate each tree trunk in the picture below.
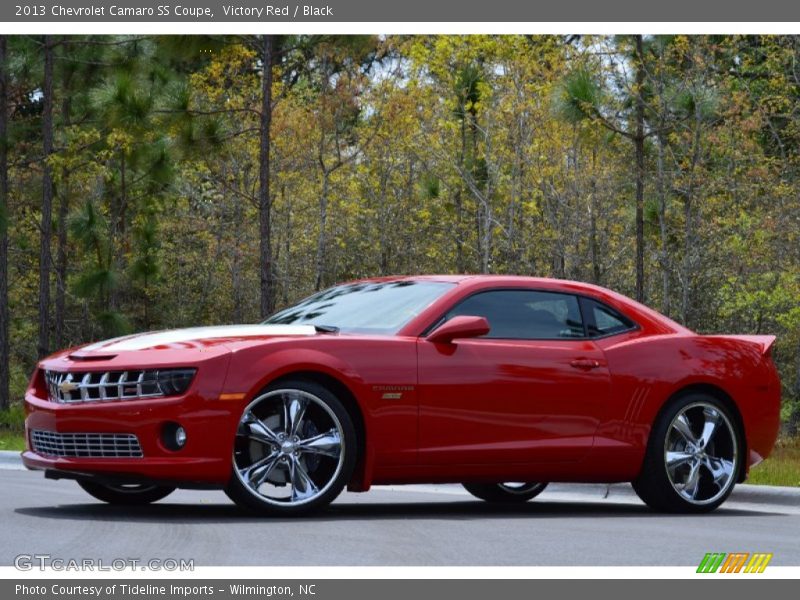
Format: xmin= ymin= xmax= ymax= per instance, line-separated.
xmin=281 ymin=183 xmax=291 ymax=306
xmin=314 ymin=172 xmax=330 ymax=291
xmin=656 ymin=134 xmax=670 ymax=316
xmin=589 ymin=147 xmax=600 ymax=284
xmin=454 ymin=113 xmax=466 ymax=273
xmin=258 ymin=34 xmax=276 ymax=318
xmin=38 ymin=35 xmax=55 ymax=358
xmin=681 ymin=100 xmax=704 ymax=326
xmin=55 ymin=69 xmax=72 ymax=348
xmin=0 ymin=36 xmax=10 ymax=410
xmin=634 ymin=35 xmax=646 ymax=303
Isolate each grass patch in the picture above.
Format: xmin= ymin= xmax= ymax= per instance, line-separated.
xmin=0 ymin=429 xmax=25 ymax=451
xmin=0 ymin=404 xmax=25 ymax=429
xmin=748 ymin=437 xmax=800 ymax=487
xmin=0 ymin=404 xmax=25 ymax=451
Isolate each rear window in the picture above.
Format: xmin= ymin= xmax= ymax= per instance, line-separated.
xmin=581 ymin=298 xmax=635 ymax=337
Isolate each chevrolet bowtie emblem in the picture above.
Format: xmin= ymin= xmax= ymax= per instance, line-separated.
xmin=58 ymin=380 xmax=80 ymax=394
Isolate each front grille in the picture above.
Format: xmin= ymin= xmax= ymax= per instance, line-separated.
xmin=45 ymin=370 xmax=163 ymax=403
xmin=31 ymin=430 xmax=143 ymax=458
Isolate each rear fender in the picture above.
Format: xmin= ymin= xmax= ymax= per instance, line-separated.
xmin=592 ymin=334 xmax=780 ymax=477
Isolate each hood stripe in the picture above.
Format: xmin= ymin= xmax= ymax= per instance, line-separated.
xmin=80 ymin=325 xmax=317 ymax=352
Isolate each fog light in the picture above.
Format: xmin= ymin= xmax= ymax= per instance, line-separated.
xmin=161 ymin=422 xmax=187 ymax=451
xmin=175 ymin=426 xmax=187 ymax=448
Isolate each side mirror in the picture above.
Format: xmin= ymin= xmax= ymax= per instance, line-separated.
xmin=427 ymin=315 xmax=490 ymax=344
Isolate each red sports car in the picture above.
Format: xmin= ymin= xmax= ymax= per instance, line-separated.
xmin=23 ymin=275 xmax=780 ymax=514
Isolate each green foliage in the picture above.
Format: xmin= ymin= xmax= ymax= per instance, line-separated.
xmin=0 ymin=404 xmax=25 ymax=430
xmin=2 ymin=34 xmax=800 ymax=438
xmin=0 ymin=431 xmax=25 ymax=451
xmin=556 ymin=67 xmax=602 ymax=123
xmin=747 ymin=438 xmax=800 ymax=487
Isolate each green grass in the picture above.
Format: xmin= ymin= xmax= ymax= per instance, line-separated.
xmin=747 ymin=437 xmax=800 ymax=487
xmin=0 ymin=404 xmax=25 ymax=451
xmin=0 ymin=430 xmax=25 ymax=451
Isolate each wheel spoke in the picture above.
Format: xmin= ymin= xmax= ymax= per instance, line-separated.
xmin=241 ymin=411 xmax=281 ymax=446
xmin=283 ymin=394 xmax=309 ymax=437
xmin=699 ymin=407 xmax=721 ymax=449
xmin=672 ymin=413 xmax=698 ymax=445
xmin=705 ymin=456 xmax=734 ymax=488
xmin=681 ymin=459 xmax=702 ymax=500
xmin=289 ymin=456 xmax=319 ymax=501
xmin=666 ymin=451 xmax=694 ymax=470
xmin=239 ymin=452 xmax=280 ymax=489
xmin=298 ymin=429 xmax=341 ymax=458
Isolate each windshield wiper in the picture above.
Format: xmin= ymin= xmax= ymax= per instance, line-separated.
xmin=313 ymin=324 xmax=340 ymax=334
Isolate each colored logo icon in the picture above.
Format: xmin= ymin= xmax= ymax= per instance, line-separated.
xmin=697 ymin=552 xmax=773 ymax=573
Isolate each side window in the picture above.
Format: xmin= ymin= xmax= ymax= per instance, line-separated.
xmin=446 ymin=290 xmax=585 ymax=340
xmin=582 ymin=298 xmax=635 ymax=337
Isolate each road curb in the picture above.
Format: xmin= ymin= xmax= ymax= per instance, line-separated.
xmin=0 ymin=450 xmax=23 ymax=470
xmin=547 ymin=481 xmax=800 ymax=507
xmin=730 ymin=483 xmax=800 ymax=507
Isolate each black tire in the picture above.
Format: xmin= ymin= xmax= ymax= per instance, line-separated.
xmin=463 ymin=482 xmax=548 ymax=503
xmin=225 ymin=379 xmax=357 ymax=516
xmin=633 ymin=392 xmax=741 ymax=513
xmin=77 ymin=481 xmax=175 ymax=505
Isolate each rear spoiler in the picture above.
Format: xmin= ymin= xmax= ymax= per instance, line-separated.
xmin=712 ymin=335 xmax=776 ymax=356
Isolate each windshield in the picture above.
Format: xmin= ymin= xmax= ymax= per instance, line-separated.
xmin=263 ymin=280 xmax=455 ymax=334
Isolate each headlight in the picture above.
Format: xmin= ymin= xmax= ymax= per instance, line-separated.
xmin=156 ymin=369 xmax=197 ymax=396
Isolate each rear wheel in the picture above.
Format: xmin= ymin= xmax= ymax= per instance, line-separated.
xmin=225 ymin=379 xmax=356 ymax=516
xmin=463 ymin=482 xmax=548 ymax=503
xmin=77 ymin=481 xmax=175 ymax=505
xmin=633 ymin=393 xmax=740 ymax=513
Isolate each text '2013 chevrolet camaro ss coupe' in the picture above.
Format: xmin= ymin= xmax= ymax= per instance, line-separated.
xmin=23 ymin=275 xmax=781 ymax=514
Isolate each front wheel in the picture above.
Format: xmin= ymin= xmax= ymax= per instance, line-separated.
xmin=463 ymin=482 xmax=548 ymax=503
xmin=225 ymin=380 xmax=357 ymax=516
xmin=633 ymin=393 xmax=741 ymax=513
xmin=77 ymin=481 xmax=175 ymax=505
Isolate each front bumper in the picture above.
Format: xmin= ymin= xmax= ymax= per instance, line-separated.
xmin=23 ymin=357 xmax=240 ymax=487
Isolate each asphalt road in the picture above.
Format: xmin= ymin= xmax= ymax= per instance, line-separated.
xmin=2 ymin=468 xmax=799 ymax=566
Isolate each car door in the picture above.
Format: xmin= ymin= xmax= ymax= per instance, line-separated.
xmin=417 ymin=289 xmax=611 ymax=465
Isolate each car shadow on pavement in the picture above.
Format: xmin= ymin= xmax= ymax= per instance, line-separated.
xmin=14 ymin=500 xmax=785 ymax=524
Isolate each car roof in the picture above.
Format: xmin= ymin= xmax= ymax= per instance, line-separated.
xmin=342 ymin=274 xmax=613 ymax=290
xmin=358 ymin=274 xmax=692 ymax=337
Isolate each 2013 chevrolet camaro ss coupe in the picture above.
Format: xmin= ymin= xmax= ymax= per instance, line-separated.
xmin=23 ymin=275 xmax=781 ymax=514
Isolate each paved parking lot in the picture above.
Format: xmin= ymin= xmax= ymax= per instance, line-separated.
xmin=2 ymin=467 xmax=799 ymax=566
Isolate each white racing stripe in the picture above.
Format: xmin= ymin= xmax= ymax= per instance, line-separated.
xmin=78 ymin=324 xmax=317 ymax=352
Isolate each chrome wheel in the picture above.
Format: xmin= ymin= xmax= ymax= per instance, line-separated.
xmin=106 ymin=483 xmax=160 ymax=494
xmin=664 ymin=402 xmax=738 ymax=506
xmin=498 ymin=482 xmax=547 ymax=495
xmin=462 ymin=481 xmax=548 ymax=503
xmin=233 ymin=389 xmax=346 ymax=507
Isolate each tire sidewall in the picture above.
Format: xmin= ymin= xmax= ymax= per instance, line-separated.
xmin=77 ymin=481 xmax=175 ymax=505
xmin=462 ymin=482 xmax=548 ymax=503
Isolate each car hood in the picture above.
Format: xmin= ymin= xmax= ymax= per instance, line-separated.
xmin=69 ymin=324 xmax=318 ymax=356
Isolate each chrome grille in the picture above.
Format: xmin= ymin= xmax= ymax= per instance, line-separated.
xmin=31 ymin=430 xmax=143 ymax=458
xmin=45 ymin=370 xmax=163 ymax=403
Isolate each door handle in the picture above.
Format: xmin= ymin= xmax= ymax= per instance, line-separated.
xmin=570 ymin=358 xmax=601 ymax=370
